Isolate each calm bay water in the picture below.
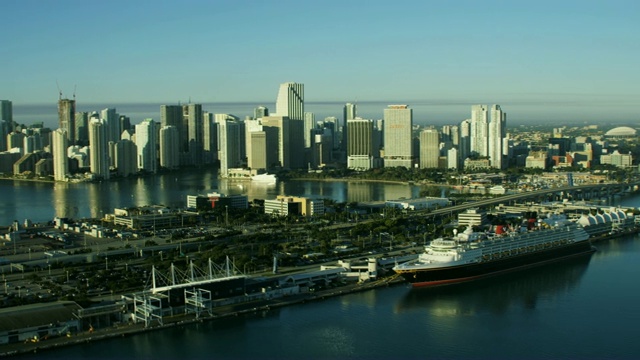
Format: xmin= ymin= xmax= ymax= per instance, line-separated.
xmin=5 ymin=176 xmax=640 ymax=359
xmin=0 ymin=169 xmax=421 ymax=226
xmin=21 ymin=226 xmax=640 ymax=359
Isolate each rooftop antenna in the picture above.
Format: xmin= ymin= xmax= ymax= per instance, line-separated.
xmin=73 ymin=84 xmax=77 ymax=101
xmin=56 ymin=80 xmax=63 ymax=100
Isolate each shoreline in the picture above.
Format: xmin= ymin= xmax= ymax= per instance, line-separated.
xmin=0 ymin=276 xmax=405 ymax=358
xmin=2 ymin=227 xmax=638 ymax=357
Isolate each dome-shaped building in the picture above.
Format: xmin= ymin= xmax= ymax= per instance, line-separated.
xmin=604 ymin=126 xmax=637 ymax=139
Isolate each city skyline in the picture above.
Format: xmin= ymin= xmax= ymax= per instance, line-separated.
xmin=2 ymin=1 xmax=639 ymax=124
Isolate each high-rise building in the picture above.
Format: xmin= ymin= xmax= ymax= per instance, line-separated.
xmin=261 ymin=116 xmax=290 ymax=169
xmin=74 ymin=112 xmax=89 ymax=146
xmin=244 ymin=118 xmax=262 ymax=167
xmin=419 ymin=128 xmax=440 ymax=169
xmin=342 ymin=103 xmax=357 ymax=152
xmin=161 ymin=105 xmax=182 ymax=129
xmin=183 ymin=104 xmax=204 ymax=166
xmin=89 ymin=119 xmax=110 ymax=180
xmin=58 ymin=99 xmax=76 ymax=145
xmin=1 ymin=100 xmax=12 ymax=131
xmin=6 ymin=131 xmax=25 ymax=151
xmin=217 ymin=117 xmax=242 ymax=177
xmin=52 ymin=128 xmax=68 ymax=181
xmin=459 ymin=119 xmax=471 ymax=165
xmin=312 ymin=132 xmax=333 ymax=168
xmin=160 ymin=104 xmax=184 ymax=162
xmin=447 ymin=147 xmax=459 ymax=170
xmin=0 ymin=120 xmax=8 ymax=151
xmin=383 ymin=105 xmax=413 ymax=168
xmin=254 ymin=106 xmax=269 ymax=119
xmin=322 ymin=117 xmax=340 ymax=150
xmin=119 ymin=115 xmax=131 ymax=135
xmin=275 ymin=82 xmax=304 ymax=121
xmin=248 ymin=131 xmax=269 ymax=170
xmin=159 ymin=125 xmax=179 ymax=170
xmin=274 ymin=82 xmax=304 ymax=169
xmin=135 ymin=118 xmax=158 ymax=173
xmin=304 ymin=112 xmax=315 ymax=148
xmin=101 ymin=108 xmax=120 ymax=143
xmin=343 ymin=103 xmax=357 ymax=123
xmin=202 ymin=112 xmax=217 ymax=164
xmin=470 ymin=105 xmax=488 ymax=157
xmin=489 ymin=104 xmax=507 ymax=169
xmin=114 ymin=139 xmax=137 ymax=177
xmin=23 ymin=135 xmax=37 ymax=154
xmin=346 ymin=118 xmax=375 ymax=170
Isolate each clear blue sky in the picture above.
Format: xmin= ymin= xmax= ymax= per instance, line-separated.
xmin=2 ymin=0 xmax=639 ymax=122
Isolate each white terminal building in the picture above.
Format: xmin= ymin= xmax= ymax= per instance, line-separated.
xmin=385 ymin=197 xmax=450 ymax=211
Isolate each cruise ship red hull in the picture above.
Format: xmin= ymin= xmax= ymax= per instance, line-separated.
xmin=397 ymin=241 xmax=596 ymax=288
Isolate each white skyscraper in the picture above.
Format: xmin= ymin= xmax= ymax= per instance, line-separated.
xmin=459 ymin=119 xmax=471 ymax=165
xmin=383 ymin=105 xmax=413 ymax=168
xmin=217 ymin=117 xmax=241 ymax=177
xmin=304 ymin=112 xmax=315 ymax=148
xmin=52 ymin=128 xmax=68 ymax=181
xmin=342 ymin=103 xmax=357 ymax=152
xmin=89 ymin=118 xmax=110 ymax=180
xmin=101 ymin=108 xmax=120 ymax=144
xmin=346 ymin=118 xmax=374 ymax=170
xmin=274 ymin=82 xmax=305 ymax=168
xmin=419 ymin=128 xmax=440 ymax=169
xmin=135 ymin=118 xmax=158 ymax=173
xmin=489 ymin=104 xmax=507 ymax=169
xmin=275 ymin=82 xmax=304 ymax=121
xmin=470 ymin=105 xmax=489 ymax=157
xmin=447 ymin=147 xmax=459 ymax=170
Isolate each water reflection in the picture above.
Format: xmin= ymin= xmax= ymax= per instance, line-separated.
xmin=0 ymin=169 xmax=423 ymax=224
xmin=395 ymin=255 xmax=593 ymax=316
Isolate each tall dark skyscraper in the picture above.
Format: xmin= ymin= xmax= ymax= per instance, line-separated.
xmin=183 ymin=103 xmax=203 ymax=166
xmin=1 ymin=100 xmax=12 ymax=130
xmin=75 ymin=112 xmax=89 ymax=146
xmin=58 ymin=98 xmax=76 ymax=145
xmin=161 ymin=104 xmax=184 ymax=149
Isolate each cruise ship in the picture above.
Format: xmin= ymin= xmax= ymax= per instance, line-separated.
xmin=393 ymin=214 xmax=595 ymax=287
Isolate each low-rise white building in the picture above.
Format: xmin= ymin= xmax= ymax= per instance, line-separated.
xmin=385 ymin=197 xmax=450 ymax=211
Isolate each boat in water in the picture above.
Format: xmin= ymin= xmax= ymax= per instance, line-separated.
xmin=393 ymin=214 xmax=595 ymax=287
xmin=251 ymin=173 xmax=277 ymax=183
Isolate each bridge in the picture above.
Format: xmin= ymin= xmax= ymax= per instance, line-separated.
xmin=426 ymin=181 xmax=640 ymax=218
